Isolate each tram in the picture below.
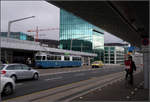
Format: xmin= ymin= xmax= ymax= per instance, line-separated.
xmin=35 ymin=52 xmax=82 ymax=68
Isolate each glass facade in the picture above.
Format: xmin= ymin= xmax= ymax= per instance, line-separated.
xmin=0 ymin=32 xmax=34 ymax=41
xmin=60 ymin=9 xmax=104 ymax=61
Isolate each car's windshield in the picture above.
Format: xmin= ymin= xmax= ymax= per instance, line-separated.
xmin=0 ymin=65 xmax=5 ymax=70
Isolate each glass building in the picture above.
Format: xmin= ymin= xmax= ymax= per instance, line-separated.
xmin=0 ymin=32 xmax=34 ymax=41
xmin=60 ymin=9 xmax=104 ymax=61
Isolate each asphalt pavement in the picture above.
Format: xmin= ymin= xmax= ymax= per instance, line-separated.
xmin=2 ymin=65 xmax=124 ymax=101
xmin=3 ymin=65 xmax=147 ymax=102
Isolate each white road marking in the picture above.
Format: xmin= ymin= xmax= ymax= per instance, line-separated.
xmin=44 ymin=77 xmax=62 ymax=81
xmin=16 ymin=83 xmax=23 ymax=86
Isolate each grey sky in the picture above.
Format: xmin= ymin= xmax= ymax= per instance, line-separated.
xmin=1 ymin=1 xmax=60 ymax=40
xmin=1 ymin=0 xmax=124 ymax=43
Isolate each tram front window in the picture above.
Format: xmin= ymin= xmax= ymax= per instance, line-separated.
xmin=36 ymin=56 xmax=42 ymax=60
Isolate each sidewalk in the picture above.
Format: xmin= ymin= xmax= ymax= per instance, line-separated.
xmin=72 ymin=71 xmax=149 ymax=101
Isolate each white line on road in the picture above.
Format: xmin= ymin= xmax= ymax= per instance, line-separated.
xmin=44 ymin=77 xmax=62 ymax=81
xmin=16 ymin=83 xmax=23 ymax=86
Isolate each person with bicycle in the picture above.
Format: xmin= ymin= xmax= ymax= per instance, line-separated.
xmin=125 ymin=55 xmax=136 ymax=85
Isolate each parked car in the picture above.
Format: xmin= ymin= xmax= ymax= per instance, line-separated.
xmin=0 ymin=64 xmax=39 ymax=82
xmin=0 ymin=76 xmax=15 ymax=95
xmin=91 ymin=61 xmax=104 ymax=68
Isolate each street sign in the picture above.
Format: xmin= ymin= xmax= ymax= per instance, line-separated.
xmin=142 ymin=38 xmax=149 ymax=46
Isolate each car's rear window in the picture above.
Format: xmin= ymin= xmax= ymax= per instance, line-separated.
xmin=0 ymin=65 xmax=5 ymax=70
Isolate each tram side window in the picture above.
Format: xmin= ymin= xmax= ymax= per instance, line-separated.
xmin=51 ymin=56 xmax=54 ymax=60
xmin=64 ymin=56 xmax=70 ymax=61
xmin=47 ymin=55 xmax=51 ymax=60
xmin=73 ymin=57 xmax=76 ymax=61
xmin=57 ymin=56 xmax=61 ymax=60
xmin=47 ymin=55 xmax=61 ymax=60
xmin=54 ymin=56 xmax=57 ymax=60
xmin=73 ymin=57 xmax=81 ymax=61
xmin=42 ymin=56 xmax=46 ymax=61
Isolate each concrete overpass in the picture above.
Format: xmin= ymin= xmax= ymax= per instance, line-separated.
xmin=49 ymin=1 xmax=149 ymax=48
xmin=48 ymin=1 xmax=149 ymax=88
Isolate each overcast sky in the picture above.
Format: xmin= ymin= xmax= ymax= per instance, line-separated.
xmin=1 ymin=0 xmax=124 ymax=43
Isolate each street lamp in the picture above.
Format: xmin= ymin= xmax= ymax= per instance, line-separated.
xmin=7 ymin=16 xmax=35 ymax=38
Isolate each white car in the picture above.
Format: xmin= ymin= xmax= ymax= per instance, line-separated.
xmin=0 ymin=76 xmax=15 ymax=95
xmin=0 ymin=64 xmax=39 ymax=82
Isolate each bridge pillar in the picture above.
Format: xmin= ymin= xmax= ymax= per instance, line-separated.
xmin=88 ymin=57 xmax=91 ymax=66
xmin=142 ymin=45 xmax=149 ymax=89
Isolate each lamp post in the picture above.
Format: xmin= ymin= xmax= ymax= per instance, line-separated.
xmin=7 ymin=16 xmax=35 ymax=38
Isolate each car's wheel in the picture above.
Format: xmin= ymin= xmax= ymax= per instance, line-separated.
xmin=33 ymin=73 xmax=39 ymax=80
xmin=11 ymin=75 xmax=17 ymax=82
xmin=2 ymin=83 xmax=13 ymax=95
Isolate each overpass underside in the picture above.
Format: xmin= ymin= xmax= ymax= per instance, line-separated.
xmin=48 ymin=1 xmax=149 ymax=89
xmin=49 ymin=1 xmax=149 ymax=48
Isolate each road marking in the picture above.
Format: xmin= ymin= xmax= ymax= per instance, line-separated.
xmin=44 ymin=77 xmax=62 ymax=81
xmin=16 ymin=83 xmax=23 ymax=86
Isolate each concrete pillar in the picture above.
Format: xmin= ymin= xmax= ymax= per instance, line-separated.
xmin=108 ymin=47 xmax=110 ymax=64
xmin=88 ymin=57 xmax=91 ymax=66
xmin=81 ymin=57 xmax=84 ymax=66
xmin=142 ymin=45 xmax=149 ymax=89
xmin=4 ymin=50 xmax=7 ymax=62
xmin=114 ymin=48 xmax=116 ymax=64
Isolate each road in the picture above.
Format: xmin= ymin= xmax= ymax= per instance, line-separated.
xmin=2 ymin=65 xmax=124 ymax=101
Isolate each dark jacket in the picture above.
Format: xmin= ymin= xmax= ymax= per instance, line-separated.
xmin=130 ymin=61 xmax=136 ymax=73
